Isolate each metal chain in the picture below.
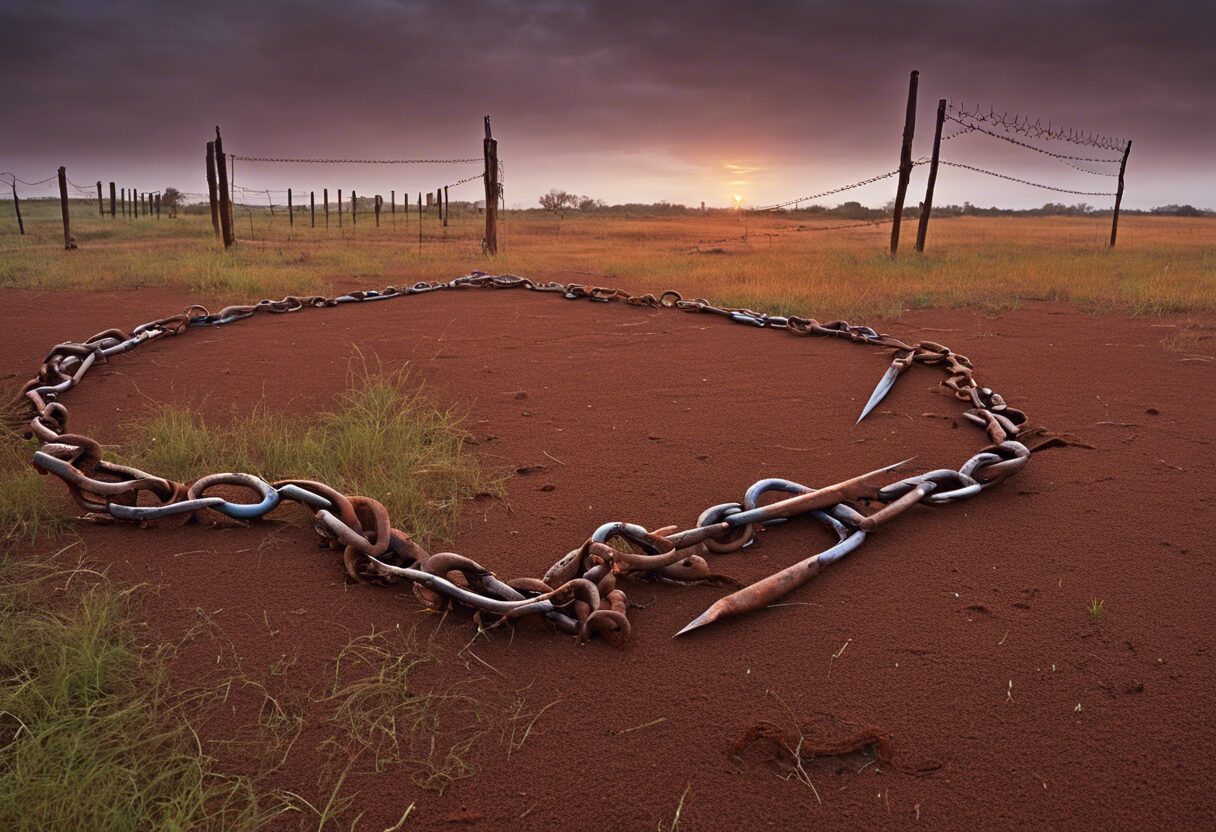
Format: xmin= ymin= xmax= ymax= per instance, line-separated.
xmin=17 ymin=272 xmax=1029 ymax=645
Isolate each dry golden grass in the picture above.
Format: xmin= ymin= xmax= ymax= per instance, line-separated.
xmin=2 ymin=198 xmax=1213 ymax=317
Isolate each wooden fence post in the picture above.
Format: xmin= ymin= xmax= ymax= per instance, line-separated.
xmin=96 ymin=181 xmax=104 ymax=215
xmin=915 ymin=98 xmax=946 ymax=253
xmin=375 ymin=195 xmax=382 ymax=227
xmin=214 ymin=127 xmax=235 ymax=248
xmin=310 ymin=191 xmax=315 ymax=228
xmin=58 ymin=166 xmax=75 ymax=249
xmin=141 ymin=192 xmax=147 ymax=217
xmin=338 ymin=189 xmax=343 ymax=227
xmin=418 ymin=192 xmax=422 ymax=253
xmin=483 ymin=115 xmax=498 ymax=254
xmin=11 ymin=180 xmax=23 ymax=235
xmin=120 ymin=188 xmax=125 ymax=217
xmin=155 ymin=193 xmax=161 ymax=219
xmin=288 ymin=188 xmax=293 ymax=227
xmin=205 ymin=141 xmax=221 ymax=239
xmin=391 ymin=190 xmax=395 ymax=221
xmin=109 ymin=181 xmax=116 ymax=217
xmin=351 ymin=190 xmax=357 ymax=225
xmin=889 ymin=69 xmax=918 ymax=256
xmin=426 ymin=191 xmax=433 ymax=210
xmin=324 ymin=188 xmax=329 ymax=228
xmin=443 ymin=186 xmax=449 ymax=227
xmin=1109 ymin=140 xmax=1132 ymax=248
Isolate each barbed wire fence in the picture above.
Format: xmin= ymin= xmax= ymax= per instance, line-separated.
xmin=203 ymin=119 xmax=499 ymax=254
xmin=2 ymin=166 xmax=167 ymax=248
xmin=750 ymin=70 xmax=1134 ymax=253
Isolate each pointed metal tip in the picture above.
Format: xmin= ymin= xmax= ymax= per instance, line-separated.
xmin=675 ymin=609 xmax=717 ymax=637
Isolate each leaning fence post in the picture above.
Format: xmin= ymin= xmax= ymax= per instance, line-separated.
xmin=58 ymin=166 xmax=75 ymax=249
xmin=11 ymin=179 xmax=24 ymax=235
xmin=483 ymin=115 xmax=498 ymax=254
xmin=889 ymin=69 xmax=918 ymax=256
xmin=915 ymin=98 xmax=946 ymax=253
xmin=214 ymin=126 xmax=235 ymax=247
xmin=205 ymin=142 xmax=221 ymax=239
xmin=1109 ymin=140 xmax=1132 ymax=248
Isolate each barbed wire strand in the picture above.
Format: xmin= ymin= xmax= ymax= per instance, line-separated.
xmin=947 ymin=101 xmax=1128 ymax=153
xmin=230 ymin=155 xmax=481 ymax=165
xmin=938 ymin=161 xmax=1117 ymax=197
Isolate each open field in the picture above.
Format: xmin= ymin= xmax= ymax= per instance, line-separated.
xmin=2 ymin=208 xmax=1215 ymax=829
xmin=3 ymin=199 xmax=1215 ymax=316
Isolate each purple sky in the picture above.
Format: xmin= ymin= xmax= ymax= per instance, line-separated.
xmin=2 ymin=1 xmax=1213 ymax=209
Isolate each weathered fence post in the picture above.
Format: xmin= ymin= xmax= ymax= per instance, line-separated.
xmin=109 ymin=181 xmax=116 ymax=217
xmin=889 ymin=69 xmax=918 ymax=256
xmin=483 ymin=115 xmax=498 ymax=254
xmin=351 ymin=190 xmax=357 ymax=225
xmin=915 ymin=98 xmax=946 ymax=253
xmin=391 ymin=190 xmax=395 ymax=222
xmin=443 ymin=186 xmax=449 ymax=227
xmin=155 ymin=193 xmax=161 ymax=219
xmin=426 ymin=191 xmax=433 ymax=210
xmin=214 ymin=126 xmax=235 ymax=248
xmin=205 ymin=141 xmax=221 ymax=239
xmin=58 ymin=166 xmax=75 ymax=249
xmin=120 ymin=188 xmax=125 ymax=217
xmin=324 ymin=188 xmax=330 ymax=228
xmin=96 ymin=181 xmax=104 ymax=216
xmin=435 ymin=189 xmax=442 ymax=223
xmin=338 ymin=189 xmax=343 ymax=227
xmin=287 ymin=188 xmax=293 ymax=226
xmin=375 ymin=194 xmax=382 ymax=227
xmin=418 ymin=192 xmax=422 ymax=254
xmin=11 ymin=180 xmax=23 ymax=235
xmin=1109 ymin=140 xmax=1132 ymax=248
xmin=310 ymin=191 xmax=315 ymax=227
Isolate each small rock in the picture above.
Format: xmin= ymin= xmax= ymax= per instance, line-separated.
xmin=513 ymin=391 xmax=528 ymax=400
xmin=540 ymin=484 xmax=557 ymax=492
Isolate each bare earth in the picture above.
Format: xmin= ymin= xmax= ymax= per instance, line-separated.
xmin=4 ymin=281 xmax=1214 ymax=829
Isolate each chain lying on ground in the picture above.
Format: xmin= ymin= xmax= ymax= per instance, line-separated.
xmin=16 ymin=272 xmax=1029 ymax=645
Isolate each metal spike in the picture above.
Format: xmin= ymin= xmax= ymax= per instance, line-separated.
xmin=856 ymin=362 xmax=904 ymax=423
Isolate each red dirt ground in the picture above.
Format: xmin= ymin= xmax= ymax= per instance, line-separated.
xmin=4 ymin=280 xmax=1214 ymax=830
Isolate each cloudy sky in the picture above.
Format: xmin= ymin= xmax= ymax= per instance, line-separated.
xmin=2 ymin=0 xmax=1213 ymax=209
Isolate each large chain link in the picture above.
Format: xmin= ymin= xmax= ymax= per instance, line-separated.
xmin=16 ymin=272 xmax=1029 ymax=644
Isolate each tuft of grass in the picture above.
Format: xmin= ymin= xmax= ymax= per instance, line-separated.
xmin=125 ymin=355 xmax=503 ymax=547
xmin=322 ymin=622 xmax=500 ymax=795
xmin=1088 ymin=597 xmax=1105 ymax=621
xmin=0 ymin=550 xmax=283 ymax=830
xmin=0 ymin=430 xmax=69 ymax=543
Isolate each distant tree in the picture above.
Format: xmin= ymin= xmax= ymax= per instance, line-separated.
xmin=539 ymin=189 xmax=579 ymax=218
xmin=578 ymin=196 xmax=604 ymax=212
xmin=162 ymin=187 xmax=182 ymax=218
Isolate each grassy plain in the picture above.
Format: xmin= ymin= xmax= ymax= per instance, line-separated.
xmin=2 ymin=198 xmax=1213 ymax=318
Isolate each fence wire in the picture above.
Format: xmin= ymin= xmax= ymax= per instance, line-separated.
xmin=948 ymin=102 xmax=1128 ymax=153
xmin=938 ymin=161 xmax=1117 ymax=196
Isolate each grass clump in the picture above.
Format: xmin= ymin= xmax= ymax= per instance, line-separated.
xmin=0 ymin=431 xmax=68 ymax=543
xmin=126 ymin=356 xmax=502 ymax=546
xmin=1088 ymin=597 xmax=1105 ymax=621
xmin=0 ymin=551 xmax=280 ymax=830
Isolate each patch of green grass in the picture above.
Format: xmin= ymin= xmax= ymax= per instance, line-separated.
xmin=0 ymin=550 xmax=283 ymax=830
xmin=1088 ymin=597 xmax=1105 ymax=621
xmin=0 ymin=431 xmax=69 ymax=543
xmin=125 ymin=355 xmax=503 ymax=546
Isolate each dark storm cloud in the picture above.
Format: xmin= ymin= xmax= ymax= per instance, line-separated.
xmin=2 ymin=0 xmax=1213 ymax=207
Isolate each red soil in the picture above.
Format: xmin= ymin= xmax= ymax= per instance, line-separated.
xmin=4 ymin=281 xmax=1214 ymax=830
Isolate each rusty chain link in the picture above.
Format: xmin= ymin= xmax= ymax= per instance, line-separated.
xmin=16 ymin=272 xmax=1030 ymax=645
